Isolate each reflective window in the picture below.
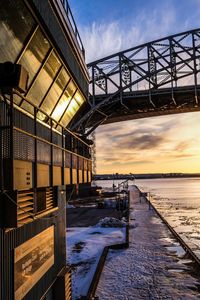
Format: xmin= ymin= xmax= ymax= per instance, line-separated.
xmin=51 ymin=93 xmax=71 ymax=122
xmin=60 ymin=98 xmax=78 ymax=127
xmin=1 ymin=1 xmax=88 ymax=129
xmin=0 ymin=0 xmax=35 ymax=62
xmin=74 ymin=90 xmax=85 ymax=106
xmin=51 ymin=79 xmax=76 ymax=122
xmin=60 ymin=90 xmax=85 ymax=127
xmin=52 ymin=91 xmax=70 ymax=123
xmin=21 ymin=102 xmax=34 ymax=115
xmin=25 ymin=51 xmax=61 ymax=112
xmin=14 ymin=28 xmax=51 ymax=107
xmin=66 ymin=80 xmax=77 ymax=98
xmin=60 ymin=110 xmax=71 ymax=127
xmin=19 ymin=28 xmax=51 ymax=85
xmin=41 ymin=68 xmax=70 ymax=116
xmin=67 ymin=98 xmax=80 ymax=117
xmin=13 ymin=94 xmax=23 ymax=106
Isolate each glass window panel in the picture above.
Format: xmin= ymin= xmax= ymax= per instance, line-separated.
xmin=41 ymin=68 xmax=70 ymax=116
xmin=51 ymin=95 xmax=71 ymax=122
xmin=57 ymin=80 xmax=77 ymax=125
xmin=19 ymin=28 xmax=50 ymax=84
xmin=37 ymin=111 xmax=47 ymax=122
xmin=60 ymin=98 xmax=80 ymax=127
xmin=21 ymin=102 xmax=34 ymax=115
xmin=60 ymin=111 xmax=71 ymax=127
xmin=66 ymin=80 xmax=77 ymax=98
xmin=13 ymin=94 xmax=22 ymax=106
xmin=74 ymin=90 xmax=85 ymax=106
xmin=0 ymin=0 xmax=35 ymax=62
xmin=56 ymin=124 xmax=62 ymax=133
xmin=51 ymin=79 xmax=76 ymax=123
xmin=26 ymin=51 xmax=61 ymax=108
xmin=67 ymin=99 xmax=80 ymax=117
xmin=56 ymin=68 xmax=70 ymax=91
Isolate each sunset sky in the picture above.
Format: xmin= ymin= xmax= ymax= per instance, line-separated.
xmin=69 ymin=0 xmax=200 ymax=174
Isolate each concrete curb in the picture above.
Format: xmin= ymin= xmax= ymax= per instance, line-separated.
xmin=85 ymin=226 xmax=129 ymax=300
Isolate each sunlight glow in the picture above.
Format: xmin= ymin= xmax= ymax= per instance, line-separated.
xmin=51 ymin=97 xmax=70 ymax=121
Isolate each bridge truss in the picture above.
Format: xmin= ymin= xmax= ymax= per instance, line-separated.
xmin=70 ymin=28 xmax=200 ymax=135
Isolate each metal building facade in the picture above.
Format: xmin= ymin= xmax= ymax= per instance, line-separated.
xmin=0 ymin=1 xmax=91 ymax=299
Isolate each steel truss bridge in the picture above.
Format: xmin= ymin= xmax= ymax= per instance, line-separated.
xmin=70 ymin=28 xmax=200 ymax=136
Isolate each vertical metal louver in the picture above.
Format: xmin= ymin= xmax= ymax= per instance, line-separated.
xmin=17 ymin=190 xmax=34 ymax=226
xmin=46 ymin=187 xmax=55 ymax=210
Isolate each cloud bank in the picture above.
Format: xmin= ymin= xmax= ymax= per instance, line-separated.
xmin=95 ymin=112 xmax=200 ymax=173
xmin=80 ymin=1 xmax=187 ymax=63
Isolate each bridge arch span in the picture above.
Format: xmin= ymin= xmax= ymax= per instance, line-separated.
xmin=70 ymin=28 xmax=200 ymax=135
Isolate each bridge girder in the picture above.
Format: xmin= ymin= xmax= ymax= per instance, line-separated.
xmin=70 ymin=28 xmax=200 ymax=135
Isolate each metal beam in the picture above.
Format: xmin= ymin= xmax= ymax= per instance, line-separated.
xmin=72 ymin=28 xmax=200 ymax=134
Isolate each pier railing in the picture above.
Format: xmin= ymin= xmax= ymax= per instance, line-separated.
xmin=60 ymin=0 xmax=85 ymax=58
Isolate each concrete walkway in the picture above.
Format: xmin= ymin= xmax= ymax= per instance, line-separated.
xmin=95 ymin=186 xmax=200 ymax=299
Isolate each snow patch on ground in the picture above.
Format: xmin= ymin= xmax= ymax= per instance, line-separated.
xmin=66 ymin=226 xmax=125 ymax=299
xmin=66 ymin=204 xmax=76 ymax=208
xmin=94 ymin=217 xmax=127 ymax=227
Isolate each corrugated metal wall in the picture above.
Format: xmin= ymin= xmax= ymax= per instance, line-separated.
xmin=0 ymin=186 xmax=66 ymax=300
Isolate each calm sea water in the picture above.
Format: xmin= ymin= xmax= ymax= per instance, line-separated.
xmin=96 ymin=178 xmax=200 ymax=257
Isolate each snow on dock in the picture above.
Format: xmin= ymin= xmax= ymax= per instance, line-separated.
xmin=95 ymin=186 xmax=200 ymax=299
xmin=67 ymin=226 xmax=126 ymax=299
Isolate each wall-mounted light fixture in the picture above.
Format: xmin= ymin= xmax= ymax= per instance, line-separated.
xmin=0 ymin=62 xmax=29 ymax=94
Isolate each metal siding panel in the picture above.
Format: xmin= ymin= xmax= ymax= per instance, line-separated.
xmin=0 ymin=187 xmax=66 ymax=300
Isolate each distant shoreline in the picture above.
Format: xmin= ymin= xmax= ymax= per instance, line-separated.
xmin=93 ymin=173 xmax=200 ymax=180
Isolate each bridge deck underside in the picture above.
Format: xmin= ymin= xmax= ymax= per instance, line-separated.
xmin=74 ymin=86 xmax=200 ymax=130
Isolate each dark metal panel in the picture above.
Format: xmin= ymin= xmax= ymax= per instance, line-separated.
xmin=14 ymin=108 xmax=35 ymax=135
xmin=0 ymin=187 xmax=66 ymax=300
xmin=37 ymin=122 xmax=51 ymax=142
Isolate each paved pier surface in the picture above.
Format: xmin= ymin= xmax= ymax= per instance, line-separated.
xmin=67 ymin=207 xmax=122 ymax=227
xmin=96 ymin=186 xmax=200 ymax=299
